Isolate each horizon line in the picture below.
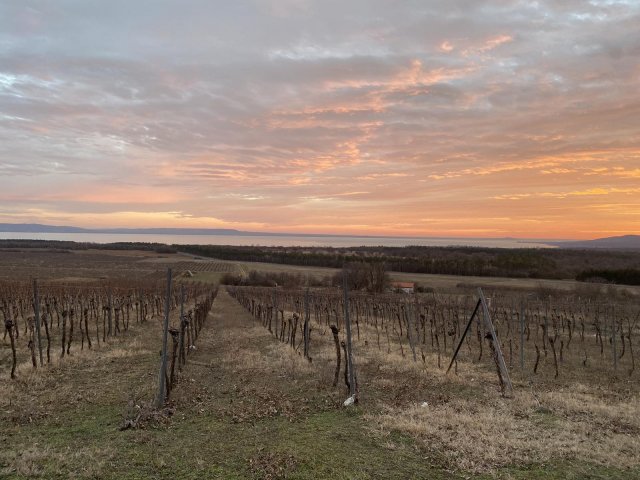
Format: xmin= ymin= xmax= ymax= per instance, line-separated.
xmin=0 ymin=221 xmax=620 ymax=243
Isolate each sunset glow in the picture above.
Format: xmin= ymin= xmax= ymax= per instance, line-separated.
xmin=1 ymin=1 xmax=639 ymax=239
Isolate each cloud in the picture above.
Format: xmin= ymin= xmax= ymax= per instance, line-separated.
xmin=0 ymin=0 xmax=638 ymax=237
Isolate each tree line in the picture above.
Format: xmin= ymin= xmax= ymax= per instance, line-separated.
xmin=179 ymin=244 xmax=640 ymax=284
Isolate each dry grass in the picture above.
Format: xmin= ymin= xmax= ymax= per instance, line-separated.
xmin=0 ymin=326 xmax=160 ymax=433
xmin=5 ymin=444 xmax=119 ymax=479
xmin=251 ymin=296 xmax=640 ymax=474
xmin=371 ymin=386 xmax=640 ymax=473
xmin=348 ymin=336 xmax=640 ymax=473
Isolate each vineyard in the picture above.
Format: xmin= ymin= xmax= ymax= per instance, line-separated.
xmin=227 ymin=285 xmax=639 ymax=388
xmin=1 ymin=276 xmax=218 ymax=405
xmin=0 ymin=248 xmax=229 ymax=386
xmin=1 ymin=247 xmax=639 ymax=478
xmin=224 ymin=283 xmax=640 ymax=471
xmin=164 ymin=261 xmax=239 ymax=273
xmin=143 ymin=260 xmax=242 ymax=282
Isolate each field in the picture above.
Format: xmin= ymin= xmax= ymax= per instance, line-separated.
xmin=1 ymin=247 xmax=639 ymax=479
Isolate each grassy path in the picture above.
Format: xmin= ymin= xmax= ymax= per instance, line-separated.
xmin=168 ymin=288 xmax=450 ymax=479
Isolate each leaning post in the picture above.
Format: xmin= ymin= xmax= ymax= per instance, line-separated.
xmin=478 ymin=287 xmax=513 ymax=397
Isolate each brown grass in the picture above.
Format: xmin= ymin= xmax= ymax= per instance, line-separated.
xmin=370 ymin=384 xmax=640 ymax=473
xmin=250 ymin=292 xmax=640 ymax=474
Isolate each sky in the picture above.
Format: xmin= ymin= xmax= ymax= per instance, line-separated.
xmin=0 ymin=0 xmax=639 ymax=239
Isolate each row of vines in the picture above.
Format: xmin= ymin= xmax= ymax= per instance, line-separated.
xmin=227 ymin=285 xmax=639 ymax=387
xmin=1 ymin=279 xmax=214 ymax=379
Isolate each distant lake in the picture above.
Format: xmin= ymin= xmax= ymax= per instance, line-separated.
xmin=0 ymin=232 xmax=557 ymax=249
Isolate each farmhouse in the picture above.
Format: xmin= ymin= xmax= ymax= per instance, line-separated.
xmin=391 ymin=281 xmax=415 ymax=294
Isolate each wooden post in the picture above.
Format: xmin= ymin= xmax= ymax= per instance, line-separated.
xmin=107 ymin=288 xmax=113 ymax=336
xmin=178 ymin=284 xmax=185 ymax=370
xmin=303 ymin=287 xmax=311 ymax=360
xmin=405 ymin=303 xmax=417 ymax=362
xmin=520 ymin=299 xmax=525 ymax=370
xmin=414 ymin=293 xmax=421 ymax=357
xmin=139 ymin=289 xmax=144 ymax=322
xmin=343 ymin=272 xmax=356 ymax=400
xmin=33 ymin=279 xmax=43 ymax=367
xmin=6 ymin=318 xmax=17 ymax=379
xmin=544 ymin=297 xmax=549 ymax=355
xmin=478 ymin=288 xmax=513 ymax=397
xmin=155 ymin=268 xmax=172 ymax=408
xmin=271 ymin=287 xmax=276 ymax=335
xmin=330 ymin=325 xmax=341 ymax=387
xmin=611 ymin=304 xmax=617 ymax=372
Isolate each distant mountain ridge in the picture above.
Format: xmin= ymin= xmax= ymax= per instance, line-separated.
xmin=1 ymin=224 xmax=637 ymax=248
xmin=0 ymin=222 xmax=372 ymax=238
xmin=0 ymin=223 xmax=242 ymax=236
xmin=552 ymin=235 xmax=640 ymax=250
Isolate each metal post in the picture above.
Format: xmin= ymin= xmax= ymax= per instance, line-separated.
xmin=34 ymin=279 xmax=43 ymax=366
xmin=155 ymin=268 xmax=172 ymax=408
xmin=343 ymin=272 xmax=356 ymax=398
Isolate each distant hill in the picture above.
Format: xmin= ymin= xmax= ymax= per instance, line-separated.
xmin=0 ymin=223 xmax=244 ymax=236
xmin=0 ymin=223 xmax=89 ymax=233
xmin=0 ymin=222 xmax=356 ymax=238
xmin=552 ymin=235 xmax=640 ymax=250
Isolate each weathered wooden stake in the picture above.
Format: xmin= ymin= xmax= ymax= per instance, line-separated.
xmin=330 ymin=325 xmax=341 ymax=387
xmin=6 ymin=319 xmax=17 ymax=379
xmin=33 ymin=279 xmax=43 ymax=366
xmin=107 ymin=288 xmax=113 ymax=336
xmin=479 ymin=288 xmax=513 ymax=397
xmin=343 ymin=271 xmax=357 ymax=400
xmin=155 ymin=268 xmax=172 ymax=408
xmin=405 ymin=304 xmax=417 ymax=362
xmin=178 ymin=284 xmax=185 ymax=369
xmin=611 ymin=304 xmax=617 ymax=372
xmin=271 ymin=287 xmax=276 ymax=335
xmin=520 ymin=299 xmax=525 ymax=370
xmin=303 ymin=287 xmax=311 ymax=361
